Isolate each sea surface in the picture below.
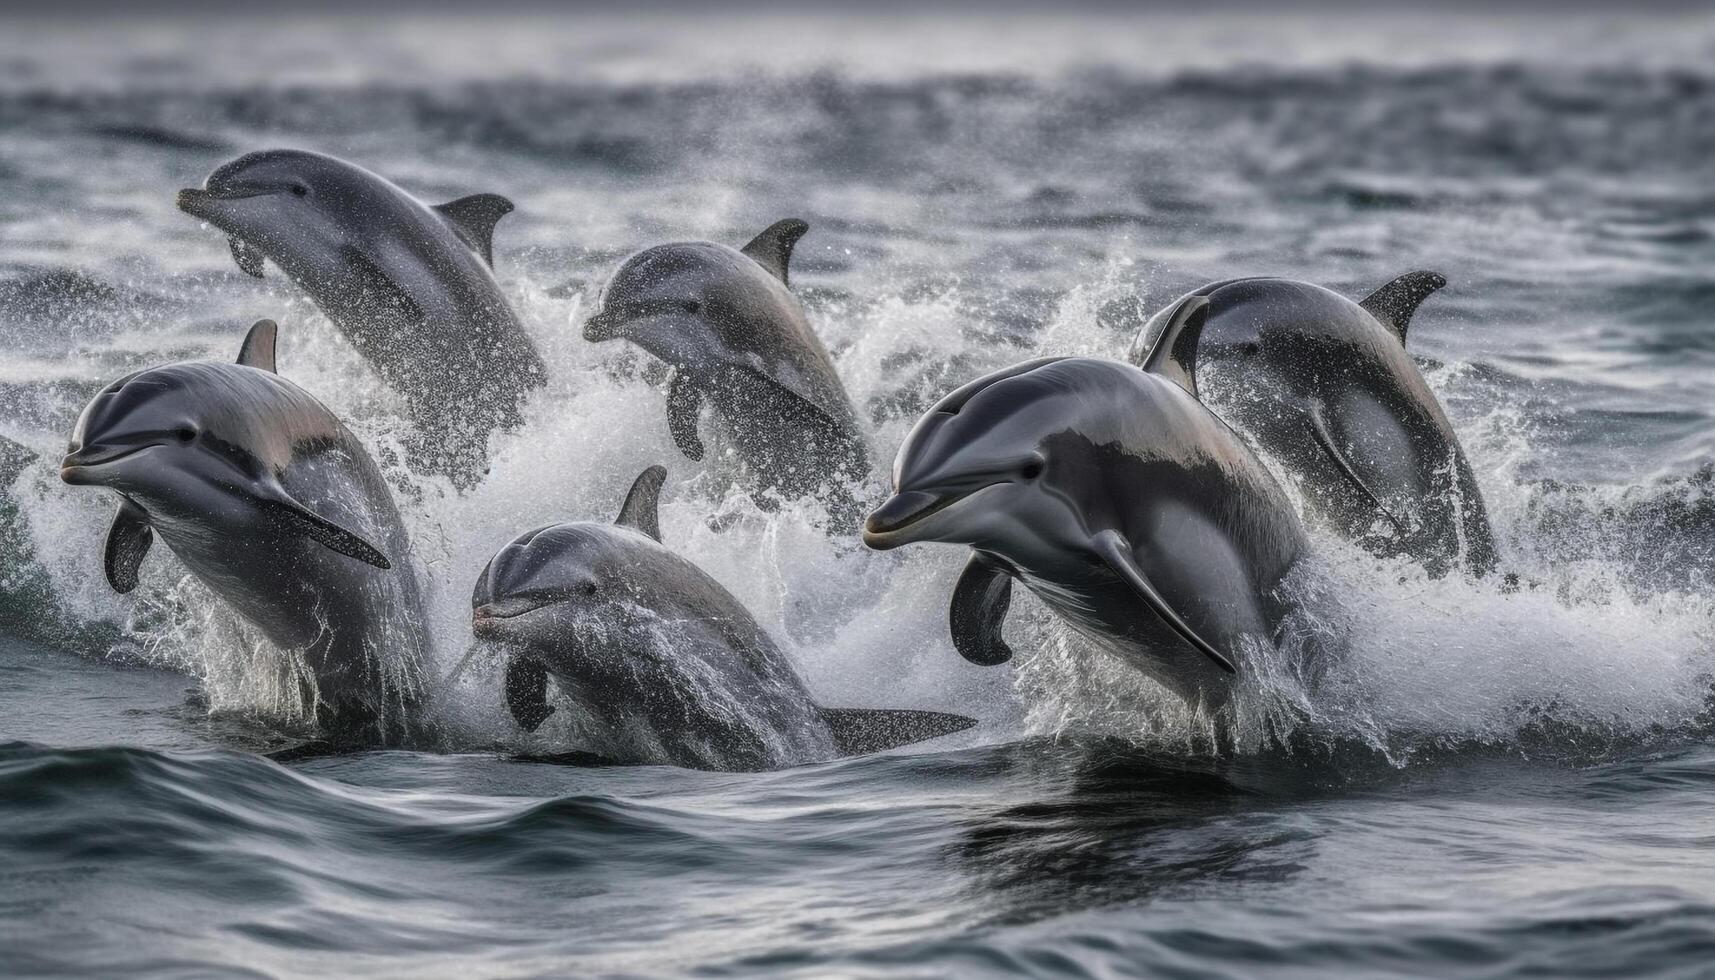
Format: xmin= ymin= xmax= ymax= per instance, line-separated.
xmin=4 ymin=8 xmax=1715 ymax=977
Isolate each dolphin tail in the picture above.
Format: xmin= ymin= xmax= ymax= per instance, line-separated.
xmin=819 ymin=707 xmax=976 ymax=757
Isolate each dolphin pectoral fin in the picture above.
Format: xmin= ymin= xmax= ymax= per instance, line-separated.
xmin=103 ymin=500 xmax=153 ymax=594
xmin=264 ymin=739 xmax=354 ymax=763
xmin=508 ymin=750 xmax=621 ymax=767
xmin=819 ymin=707 xmax=976 ymax=757
xmin=1091 ymin=528 xmax=1237 ymax=675
xmin=1139 ymin=294 xmax=1211 ymax=398
xmin=433 ymin=193 xmax=515 ymax=267
xmin=256 ymin=494 xmax=393 ymax=570
xmin=1305 ymin=403 xmax=1407 ymax=535
xmin=504 ymin=657 xmax=556 ymax=733
xmin=1358 ymin=270 xmax=1447 ymax=344
xmin=739 ymin=218 xmax=809 ymax=285
xmin=615 ymin=464 xmax=667 ymax=542
xmin=235 ymin=318 xmax=278 ymax=372
xmin=340 ymin=247 xmax=426 ymax=323
xmin=228 ymin=236 xmax=265 ymax=278
xmin=949 ymin=552 xmax=1015 ymax=666
xmin=666 ymin=373 xmax=706 ymax=462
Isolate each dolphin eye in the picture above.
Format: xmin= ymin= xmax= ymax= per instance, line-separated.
xmin=579 ymin=581 xmax=598 ymax=597
xmin=681 ymin=300 xmax=701 ymax=314
xmin=290 ymin=184 xmax=308 ymax=197
xmin=174 ymin=426 xmax=197 ymax=444
xmin=1021 ymin=460 xmax=1044 ymax=480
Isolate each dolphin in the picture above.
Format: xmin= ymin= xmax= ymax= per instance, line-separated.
xmin=60 ymin=320 xmax=432 ymax=747
xmin=471 ymin=465 xmax=975 ymax=771
xmin=582 ymin=220 xmax=871 ymax=525
xmin=1130 ymin=274 xmax=1495 ymax=577
xmin=176 ymin=148 xmax=546 ymax=489
xmin=863 ymin=324 xmax=1309 ymax=711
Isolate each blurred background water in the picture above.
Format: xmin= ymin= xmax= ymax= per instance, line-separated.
xmin=3 ymin=5 xmax=1715 ymax=977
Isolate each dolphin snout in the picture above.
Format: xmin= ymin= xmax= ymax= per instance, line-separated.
xmin=175 ymin=187 xmax=213 ymax=216
xmin=862 ymin=491 xmax=945 ymax=549
xmin=472 ymin=597 xmax=553 ymax=639
xmin=582 ymin=310 xmax=623 ymax=342
xmin=59 ymin=443 xmax=153 ymax=484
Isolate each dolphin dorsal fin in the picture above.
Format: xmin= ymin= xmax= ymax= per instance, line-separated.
xmin=236 ymin=319 xmax=278 ymax=372
xmin=615 ymin=465 xmax=667 ymax=542
xmin=1140 ymin=295 xmax=1209 ymax=397
xmin=1358 ymin=271 xmax=1447 ymax=344
xmin=433 ymin=193 xmax=515 ymax=267
xmin=740 ymin=218 xmax=809 ymax=285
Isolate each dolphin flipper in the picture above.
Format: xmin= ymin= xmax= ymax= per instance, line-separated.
xmin=228 ymin=236 xmax=265 ymax=278
xmin=103 ymin=500 xmax=153 ymax=594
xmin=1139 ymin=295 xmax=1210 ymax=398
xmin=256 ymin=493 xmax=392 ymax=570
xmin=264 ymin=739 xmax=354 ymax=763
xmin=1358 ymin=271 xmax=1447 ymax=344
xmin=1305 ymin=403 xmax=1407 ymax=535
xmin=949 ymin=552 xmax=1015 ymax=666
xmin=504 ymin=656 xmax=556 ymax=733
xmin=236 ymin=319 xmax=278 ymax=372
xmin=433 ymin=193 xmax=515 ymax=267
xmin=1091 ymin=529 xmax=1237 ymax=675
xmin=820 ymin=707 xmax=976 ymax=756
xmin=739 ymin=218 xmax=809 ymax=285
xmin=615 ymin=465 xmax=667 ymax=542
xmin=666 ymin=372 xmax=706 ymax=462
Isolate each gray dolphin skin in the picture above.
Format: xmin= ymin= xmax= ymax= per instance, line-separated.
xmin=582 ymin=220 xmax=871 ymax=524
xmin=1129 ymin=274 xmax=1496 ymax=577
xmin=471 ymin=466 xmax=975 ymax=771
xmin=863 ymin=341 xmax=1309 ymax=711
xmin=60 ymin=320 xmax=431 ymax=747
xmin=176 ymin=149 xmax=545 ymax=489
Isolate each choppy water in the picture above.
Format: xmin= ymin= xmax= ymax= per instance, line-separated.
xmin=4 ymin=8 xmax=1715 ymax=977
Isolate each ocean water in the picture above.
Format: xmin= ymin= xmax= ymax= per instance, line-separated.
xmin=4 ymin=8 xmax=1715 ymax=977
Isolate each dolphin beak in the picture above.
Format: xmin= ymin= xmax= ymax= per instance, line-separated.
xmin=862 ymin=491 xmax=948 ymax=550
xmin=177 ymin=189 xmax=267 ymax=277
xmin=471 ymin=605 xmax=505 ymax=640
xmin=175 ymin=187 xmax=214 ymax=217
xmin=472 ymin=598 xmax=552 ymax=639
xmin=59 ymin=444 xmax=152 ymax=485
xmin=582 ymin=310 xmax=624 ymax=342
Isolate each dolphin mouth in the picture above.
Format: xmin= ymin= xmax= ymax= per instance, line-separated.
xmin=176 ymin=187 xmax=271 ymax=212
xmin=581 ymin=309 xmax=625 ymax=342
xmin=863 ymin=486 xmax=989 ymax=549
xmin=472 ymin=598 xmax=557 ymax=639
xmin=59 ymin=443 xmax=156 ymax=483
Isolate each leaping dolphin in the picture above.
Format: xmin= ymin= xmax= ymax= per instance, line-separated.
xmin=582 ymin=220 xmax=871 ymax=526
xmin=61 ymin=320 xmax=432 ymax=747
xmin=1130 ymin=273 xmax=1496 ymax=577
xmin=177 ymin=148 xmax=546 ymax=489
xmin=864 ymin=317 xmax=1310 ymax=711
xmin=472 ymin=466 xmax=975 ymax=771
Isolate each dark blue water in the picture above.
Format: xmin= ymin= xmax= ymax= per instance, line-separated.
xmin=4 ymin=9 xmax=1715 ymax=977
